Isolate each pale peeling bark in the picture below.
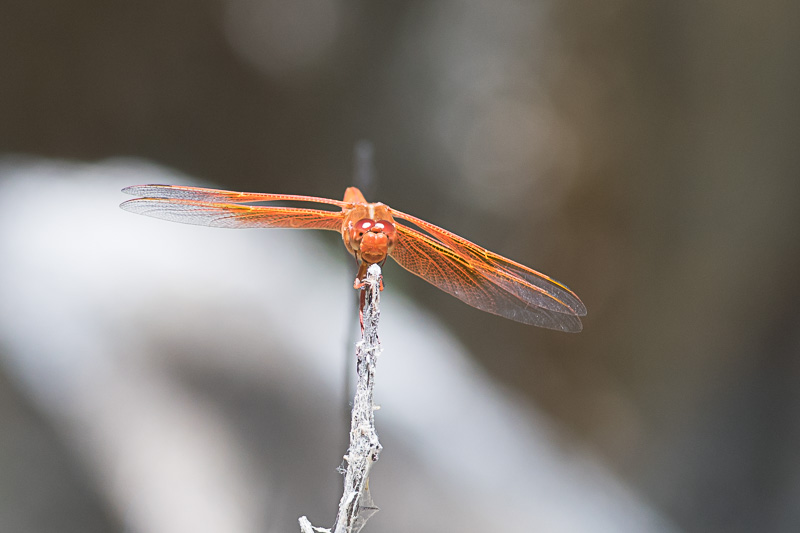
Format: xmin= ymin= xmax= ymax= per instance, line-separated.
xmin=300 ymin=263 xmax=383 ymax=533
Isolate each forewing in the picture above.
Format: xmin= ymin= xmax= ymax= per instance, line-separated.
xmin=120 ymin=198 xmax=344 ymax=231
xmin=391 ymin=209 xmax=586 ymax=317
xmin=389 ymin=224 xmax=583 ymax=331
xmin=122 ymin=184 xmax=347 ymax=208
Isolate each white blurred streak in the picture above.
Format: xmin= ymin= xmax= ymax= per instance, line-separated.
xmin=92 ymin=368 xmax=262 ymax=533
xmin=0 ymin=159 xmax=679 ymax=533
xmin=0 ymin=160 xmax=269 ymax=533
xmin=400 ymin=0 xmax=579 ymax=215
xmin=223 ymin=0 xmax=342 ymax=80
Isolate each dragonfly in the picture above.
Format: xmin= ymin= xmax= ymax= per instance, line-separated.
xmin=121 ymin=185 xmax=586 ymax=331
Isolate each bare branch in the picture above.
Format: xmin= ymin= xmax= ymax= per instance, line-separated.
xmin=300 ymin=263 xmax=383 ymax=533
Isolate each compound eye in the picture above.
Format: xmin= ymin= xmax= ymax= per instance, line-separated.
xmin=355 ymin=219 xmax=374 ymax=236
xmin=375 ymin=220 xmax=397 ymax=239
xmin=349 ymin=218 xmax=376 ymax=246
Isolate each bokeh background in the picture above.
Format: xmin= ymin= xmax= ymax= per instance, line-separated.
xmin=1 ymin=1 xmax=799 ymax=532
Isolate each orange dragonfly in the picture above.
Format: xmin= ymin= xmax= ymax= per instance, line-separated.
xmin=121 ymin=185 xmax=586 ymax=331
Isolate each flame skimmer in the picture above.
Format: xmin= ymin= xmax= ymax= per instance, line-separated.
xmin=121 ymin=185 xmax=586 ymax=331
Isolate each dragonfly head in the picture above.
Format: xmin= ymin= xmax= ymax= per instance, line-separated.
xmin=349 ymin=218 xmax=397 ymax=264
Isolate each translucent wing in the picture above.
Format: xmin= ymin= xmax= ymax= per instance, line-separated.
xmin=389 ymin=217 xmax=584 ymax=331
xmin=122 ymin=184 xmax=348 ymax=208
xmin=120 ymin=184 xmax=585 ymax=330
xmin=120 ymin=197 xmax=344 ymax=231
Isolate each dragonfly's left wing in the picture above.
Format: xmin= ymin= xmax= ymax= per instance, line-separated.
xmin=388 ymin=223 xmax=583 ymax=331
xmin=391 ymin=208 xmax=586 ymax=318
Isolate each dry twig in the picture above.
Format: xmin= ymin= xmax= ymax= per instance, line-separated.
xmin=300 ymin=263 xmax=383 ymax=533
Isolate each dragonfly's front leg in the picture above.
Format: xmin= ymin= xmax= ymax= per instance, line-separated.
xmin=353 ymin=276 xmax=384 ymax=291
xmin=354 ymin=263 xmax=384 ymax=333
xmin=353 ymin=261 xmax=384 ymax=291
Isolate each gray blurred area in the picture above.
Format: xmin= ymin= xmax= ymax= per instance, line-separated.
xmin=1 ymin=1 xmax=799 ymax=532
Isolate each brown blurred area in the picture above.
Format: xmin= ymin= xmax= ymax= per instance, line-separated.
xmin=1 ymin=1 xmax=799 ymax=532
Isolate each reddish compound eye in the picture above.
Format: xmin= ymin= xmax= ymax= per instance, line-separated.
xmin=348 ymin=218 xmax=397 ymax=259
xmin=349 ymin=218 xmax=376 ymax=250
xmin=355 ymin=219 xmax=374 ymax=236
xmin=375 ymin=220 xmax=397 ymax=240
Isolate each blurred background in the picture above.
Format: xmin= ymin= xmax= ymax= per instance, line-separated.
xmin=1 ymin=1 xmax=799 ymax=532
